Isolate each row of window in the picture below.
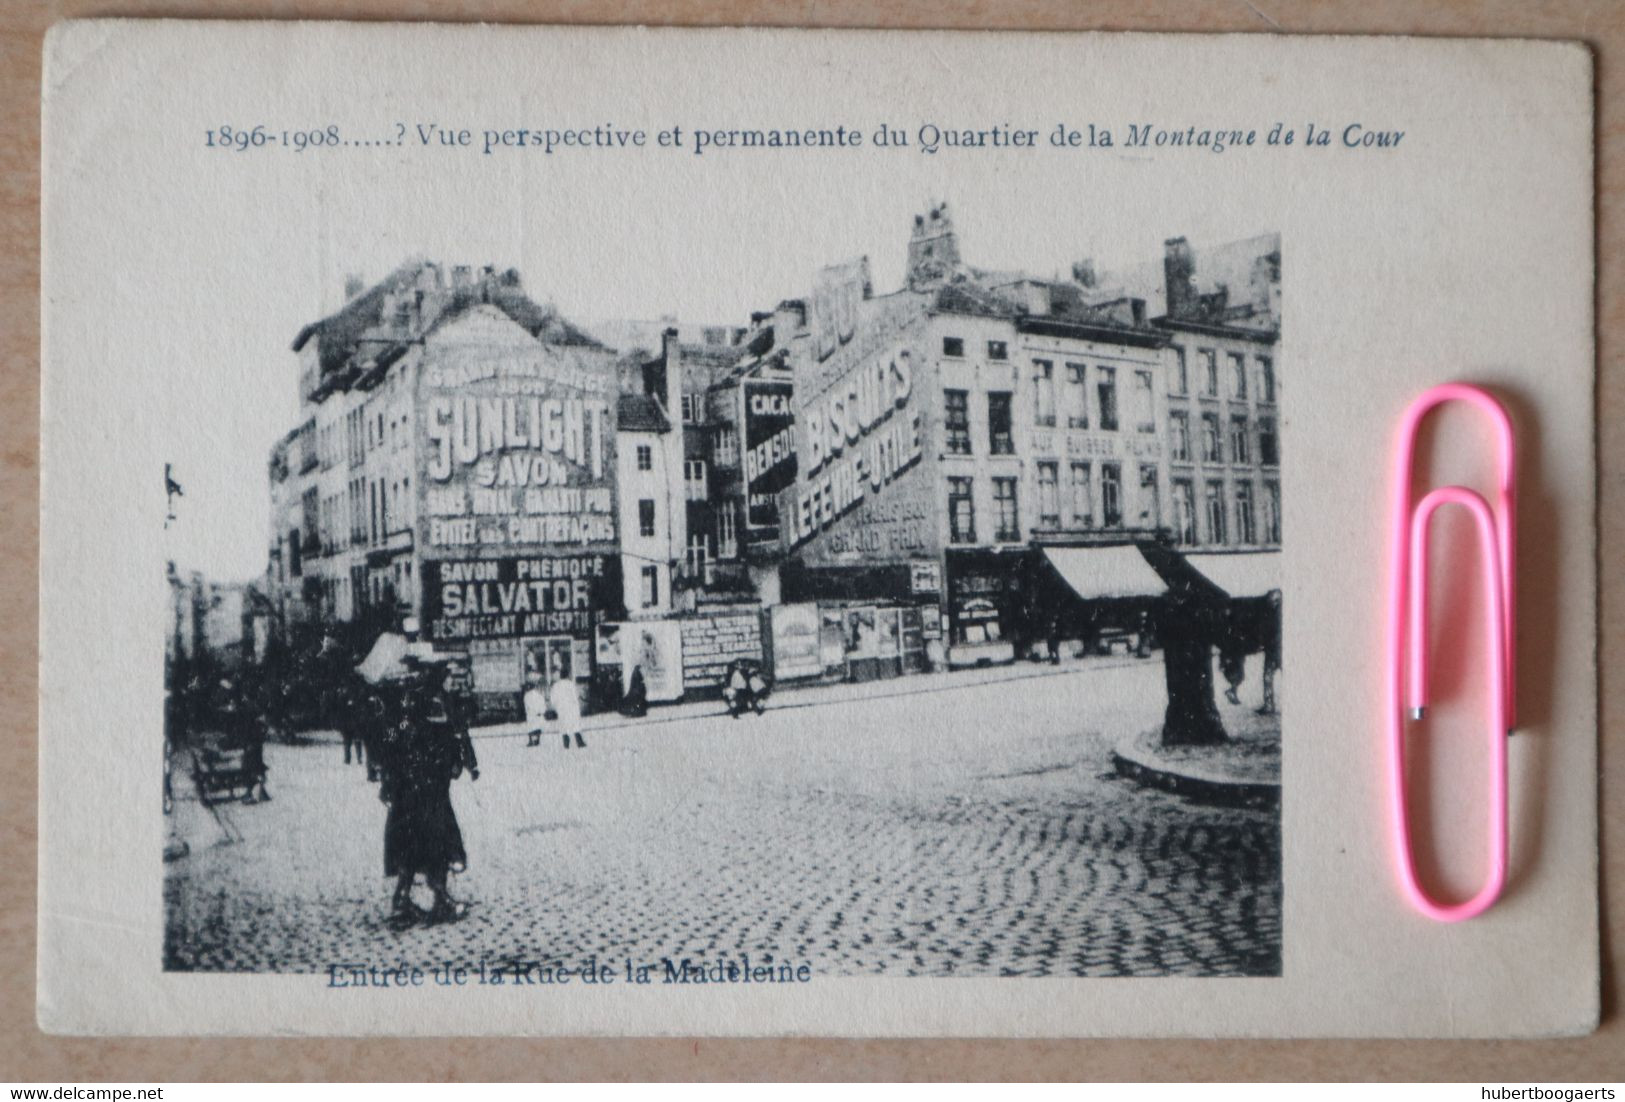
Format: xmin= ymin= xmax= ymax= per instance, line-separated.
xmin=947 ymin=463 xmax=1132 ymax=543
xmin=945 ymin=465 xmax=1281 ymax=547
xmin=340 ymin=403 xmax=408 ymax=469
xmin=627 ymin=530 xmax=741 ymax=607
xmin=942 ymin=369 xmax=1156 ymax=457
xmin=1029 ymin=361 xmax=1156 ymax=432
xmin=299 ymin=399 xmax=409 ymax=477
xmin=940 ymin=337 xmax=1005 ymax=360
xmin=1171 ymin=346 xmax=1275 ymax=403
xmin=938 ymin=336 xmax=1276 ymax=407
xmin=676 ymin=402 xmax=745 ymax=466
xmin=299 ymin=565 xmax=415 ymax=621
xmin=635 ymin=498 xmax=737 ymax=554
xmin=1169 ymin=410 xmax=1280 ymax=467
xmin=1169 ymin=478 xmax=1282 ymax=547
xmin=301 ymin=473 xmax=411 ymax=558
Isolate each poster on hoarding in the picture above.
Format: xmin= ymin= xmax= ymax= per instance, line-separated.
xmin=620 ymin=620 xmax=683 ymax=702
xmin=595 ymin=622 xmax=622 ymax=666
xmin=845 ymin=607 xmax=879 ymax=660
xmin=769 ymin=602 xmax=822 ymax=680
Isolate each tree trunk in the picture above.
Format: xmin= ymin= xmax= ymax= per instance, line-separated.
xmin=1159 ymin=594 xmax=1229 ymax=748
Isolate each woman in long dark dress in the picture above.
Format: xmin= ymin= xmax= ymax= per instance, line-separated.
xmin=380 ymin=663 xmax=470 ymax=926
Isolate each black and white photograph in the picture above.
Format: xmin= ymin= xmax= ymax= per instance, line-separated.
xmin=36 ymin=21 xmax=1599 ymax=1043
xmin=160 ymin=198 xmax=1285 ymax=980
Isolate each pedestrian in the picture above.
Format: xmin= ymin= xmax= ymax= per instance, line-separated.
xmin=162 ymin=689 xmax=175 ymax=816
xmin=359 ymin=686 xmax=387 ymax=783
xmin=551 ymin=666 xmax=584 ymax=749
xmin=1046 ymin=616 xmax=1062 ymax=665
xmin=338 ymin=676 xmax=368 ymax=768
xmin=220 ymin=678 xmax=270 ymax=804
xmin=380 ymin=659 xmax=471 ymax=927
xmin=1219 ymin=639 xmax=1247 ymax=706
xmin=622 ymin=664 xmax=648 ymax=718
xmin=523 ymin=675 xmax=549 ymax=748
xmin=1257 ymin=589 xmax=1283 ymax=716
xmin=724 ymin=660 xmax=751 ymax=718
xmin=746 ymin=665 xmax=769 ymax=713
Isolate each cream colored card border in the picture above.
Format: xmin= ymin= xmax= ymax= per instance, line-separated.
xmin=36 ymin=20 xmax=1596 ymax=1039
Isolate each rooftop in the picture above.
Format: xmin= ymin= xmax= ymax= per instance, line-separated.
xmin=291 ymin=260 xmax=603 ymax=394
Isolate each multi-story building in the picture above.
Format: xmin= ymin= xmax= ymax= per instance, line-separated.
xmin=266 ymin=261 xmax=680 ymax=715
xmin=1152 ymin=235 xmax=1282 ymax=553
xmin=265 ymin=219 xmax=1282 ymax=702
xmin=771 ymin=204 xmax=1178 ymax=669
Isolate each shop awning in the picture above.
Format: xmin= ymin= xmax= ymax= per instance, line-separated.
xmin=1183 ymin=551 xmax=1282 ymax=598
xmin=356 ymin=632 xmax=445 ymax=684
xmin=1041 ymin=546 xmax=1167 ymax=600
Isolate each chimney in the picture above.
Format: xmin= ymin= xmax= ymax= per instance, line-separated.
xmin=660 ymin=328 xmax=687 ymax=582
xmin=343 ymin=273 xmax=365 ymax=301
xmin=659 ymin=328 xmax=681 ymax=411
xmin=1072 ymin=259 xmax=1097 ymax=288
xmin=1164 ymin=237 xmax=1196 ymax=319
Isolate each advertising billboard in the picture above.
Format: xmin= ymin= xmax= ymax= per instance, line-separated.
xmin=419 ymin=552 xmax=622 ymax=643
xmin=620 ymin=620 xmax=684 ymax=702
xmin=741 ymin=378 xmax=795 ymax=543
xmin=777 ymin=328 xmax=935 ymax=569
xmin=417 ymin=342 xmax=618 ymax=559
xmin=768 ymin=602 xmax=822 ymax=680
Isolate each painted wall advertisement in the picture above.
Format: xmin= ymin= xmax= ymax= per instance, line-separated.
xmin=777 ymin=329 xmax=933 ymax=568
xmin=420 ymin=553 xmax=622 ymax=643
xmin=418 ymin=346 xmax=618 ymax=557
xmin=742 ymin=379 xmax=796 ymax=544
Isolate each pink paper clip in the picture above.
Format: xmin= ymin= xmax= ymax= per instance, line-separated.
xmin=1385 ymin=382 xmax=1515 ymax=922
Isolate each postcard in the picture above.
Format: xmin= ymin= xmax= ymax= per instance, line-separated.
xmin=38 ymin=21 xmax=1596 ymax=1036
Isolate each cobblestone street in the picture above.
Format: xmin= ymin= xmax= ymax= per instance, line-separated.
xmin=165 ymin=655 xmax=1281 ymax=978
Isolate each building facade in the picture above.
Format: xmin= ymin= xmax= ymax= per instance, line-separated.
xmin=1154 ymin=235 xmax=1282 ymax=552
xmin=263 ymin=216 xmax=1282 ymax=705
xmin=767 ymin=205 xmax=1181 ymax=669
xmin=266 ymin=262 xmax=679 ymax=714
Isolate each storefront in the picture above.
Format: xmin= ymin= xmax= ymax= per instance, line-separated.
xmin=943 ymin=547 xmax=1026 ymax=666
xmin=1025 ymin=542 xmax=1169 ymax=656
xmin=1181 ymin=549 xmax=1281 ymax=600
xmin=777 ymin=561 xmax=934 ymax=682
xmin=419 ymin=551 xmax=624 ymax=717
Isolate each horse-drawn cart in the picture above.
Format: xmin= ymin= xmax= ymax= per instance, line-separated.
xmin=189 ymin=738 xmax=263 ymax=807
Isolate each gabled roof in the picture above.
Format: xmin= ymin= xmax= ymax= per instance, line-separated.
xmin=616 ymin=393 xmax=671 ymax=434
xmin=291 ymin=258 xmax=427 ymax=372
xmin=291 ymin=261 xmax=603 ymax=385
xmin=419 ymin=278 xmax=603 ymax=348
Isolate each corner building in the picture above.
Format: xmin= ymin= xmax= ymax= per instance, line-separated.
xmin=773 ymin=205 xmax=1178 ymax=671
xmin=267 ymin=262 xmax=678 ymax=716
